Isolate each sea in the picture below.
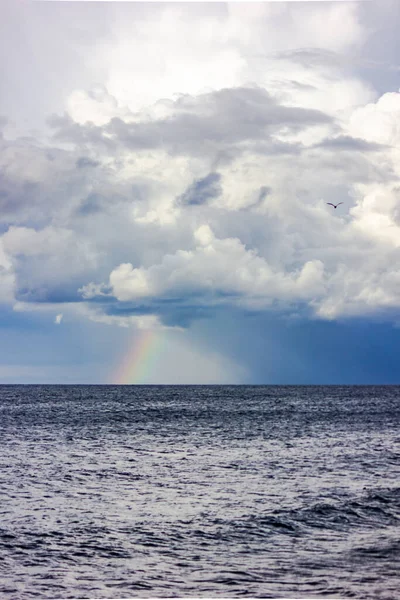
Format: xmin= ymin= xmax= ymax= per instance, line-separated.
xmin=0 ymin=385 xmax=399 ymax=599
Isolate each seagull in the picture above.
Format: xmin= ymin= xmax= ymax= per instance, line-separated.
xmin=327 ymin=202 xmax=343 ymax=209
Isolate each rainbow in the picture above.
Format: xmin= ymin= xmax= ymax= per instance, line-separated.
xmin=112 ymin=328 xmax=164 ymax=384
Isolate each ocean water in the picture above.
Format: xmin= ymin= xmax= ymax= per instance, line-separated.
xmin=0 ymin=385 xmax=399 ymax=599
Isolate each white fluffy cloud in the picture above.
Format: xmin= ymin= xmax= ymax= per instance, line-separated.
xmin=349 ymin=90 xmax=400 ymax=146
xmin=99 ymin=225 xmax=326 ymax=310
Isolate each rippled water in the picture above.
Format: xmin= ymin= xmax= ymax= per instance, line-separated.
xmin=0 ymin=385 xmax=399 ymax=599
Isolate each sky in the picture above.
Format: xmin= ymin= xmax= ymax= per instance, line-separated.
xmin=1 ymin=0 xmax=400 ymax=384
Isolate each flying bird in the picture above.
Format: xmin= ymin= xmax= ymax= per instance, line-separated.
xmin=327 ymin=202 xmax=343 ymax=209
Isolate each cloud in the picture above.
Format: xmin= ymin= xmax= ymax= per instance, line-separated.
xmin=67 ymin=85 xmax=132 ymax=126
xmin=82 ymin=1 xmax=366 ymax=119
xmin=312 ymin=135 xmax=386 ymax=152
xmin=55 ymin=313 xmax=63 ymax=325
xmin=2 ymin=225 xmax=101 ymax=304
xmin=0 ymin=116 xmax=8 ymax=137
xmin=348 ymin=90 xmax=400 ymax=146
xmin=79 ymin=305 xmax=164 ymax=331
xmin=3 ymin=85 xmax=400 ymax=327
xmin=1 ymin=1 xmax=400 ymax=339
xmin=53 ymin=86 xmax=332 ymax=163
xmin=76 ymin=156 xmax=100 ymax=169
xmin=84 ymin=224 xmax=326 ymax=312
xmin=76 ymin=193 xmax=104 ymax=216
xmin=179 ymin=173 xmax=222 ymax=206
xmin=0 ymin=238 xmax=15 ymax=304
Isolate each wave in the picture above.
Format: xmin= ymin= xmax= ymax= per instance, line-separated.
xmin=214 ymin=487 xmax=400 ymax=541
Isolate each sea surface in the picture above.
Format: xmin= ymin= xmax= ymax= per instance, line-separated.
xmin=0 ymin=385 xmax=399 ymax=599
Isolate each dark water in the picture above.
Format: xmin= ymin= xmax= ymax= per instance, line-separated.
xmin=0 ymin=385 xmax=399 ymax=599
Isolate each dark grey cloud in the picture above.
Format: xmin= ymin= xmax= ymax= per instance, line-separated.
xmin=258 ymin=186 xmax=270 ymax=203
xmin=0 ymin=133 xmax=141 ymax=230
xmin=236 ymin=185 xmax=272 ymax=212
xmin=15 ymin=285 xmax=82 ymax=304
xmin=76 ymin=193 xmax=103 ymax=216
xmin=76 ymin=156 xmax=100 ymax=169
xmin=245 ymin=186 xmax=271 ymax=211
xmin=108 ymin=87 xmax=332 ymax=151
xmin=0 ymin=171 xmax=42 ymax=223
xmin=313 ymin=135 xmax=386 ymax=152
xmin=97 ymin=296 xmax=223 ymax=329
xmin=49 ymin=86 xmax=332 ymax=161
xmin=179 ymin=172 xmax=222 ymax=206
xmin=0 ymin=137 xmax=96 ymax=226
xmin=48 ymin=113 xmax=117 ymax=153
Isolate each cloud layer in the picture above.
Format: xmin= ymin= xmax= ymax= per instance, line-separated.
xmin=1 ymin=0 xmax=400 ymax=339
